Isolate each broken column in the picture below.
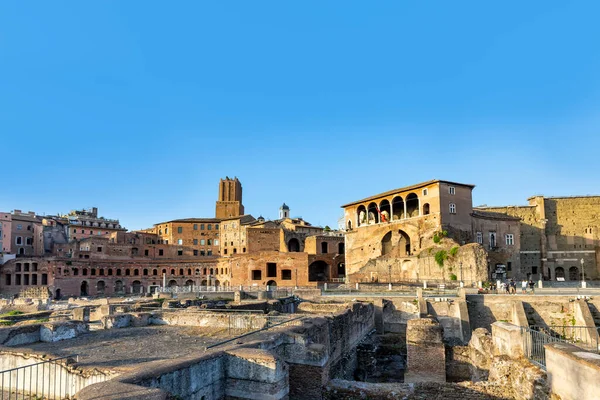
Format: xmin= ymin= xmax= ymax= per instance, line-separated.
xmin=404 ymin=317 xmax=446 ymax=383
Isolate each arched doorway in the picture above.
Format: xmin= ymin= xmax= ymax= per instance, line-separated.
xmin=96 ymin=281 xmax=105 ymax=295
xmin=337 ymin=263 xmax=346 ymax=277
xmin=381 ymin=232 xmax=393 ymax=256
xmin=132 ymin=280 xmax=142 ymax=294
xmin=555 ymin=267 xmax=565 ymax=280
xmin=288 ymin=238 xmax=300 ymax=252
xmin=569 ymin=266 xmax=579 ymax=281
xmin=115 ymin=280 xmax=124 ymax=294
xmin=185 ymin=280 xmax=194 ymax=287
xmin=80 ymin=281 xmax=88 ymax=296
xmin=214 ymin=279 xmax=221 ymax=287
xmin=168 ymin=280 xmax=177 ymax=287
xmin=308 ymin=261 xmax=330 ymax=282
xmin=55 ymin=289 xmax=61 ymax=300
xmin=266 ymin=280 xmax=277 ymax=289
xmin=398 ymin=230 xmax=411 ymax=256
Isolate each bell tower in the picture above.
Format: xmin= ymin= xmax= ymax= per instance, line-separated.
xmin=215 ymin=177 xmax=245 ymax=219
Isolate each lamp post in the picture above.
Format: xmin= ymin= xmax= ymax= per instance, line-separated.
xmin=581 ymin=258 xmax=586 ymax=288
xmin=388 ymin=265 xmax=392 ymax=291
xmin=459 ymin=262 xmax=464 ymax=288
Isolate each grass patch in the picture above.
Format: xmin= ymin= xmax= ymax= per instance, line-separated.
xmin=0 ymin=310 xmax=25 ymax=318
xmin=0 ymin=320 xmax=15 ymax=326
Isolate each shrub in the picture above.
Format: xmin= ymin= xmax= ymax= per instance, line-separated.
xmin=433 ymin=233 xmax=441 ymax=244
xmin=441 ymin=230 xmax=448 ymax=237
xmin=450 ymin=246 xmax=459 ymax=257
xmin=0 ymin=320 xmax=14 ymax=326
xmin=449 ymin=274 xmax=458 ymax=281
xmin=434 ymin=250 xmax=447 ymax=267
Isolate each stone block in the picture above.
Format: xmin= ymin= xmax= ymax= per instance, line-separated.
xmin=226 ymin=348 xmax=287 ymax=383
xmin=102 ymin=313 xmax=132 ymax=329
xmin=0 ymin=324 xmax=41 ymax=346
xmin=72 ymin=306 xmax=90 ymax=322
xmin=40 ymin=321 xmax=88 ymax=343
xmin=491 ymin=321 xmax=524 ymax=358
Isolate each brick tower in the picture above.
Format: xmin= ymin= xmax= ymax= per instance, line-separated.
xmin=215 ymin=177 xmax=245 ymax=219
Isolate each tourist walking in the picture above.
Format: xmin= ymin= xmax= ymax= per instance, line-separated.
xmin=528 ymin=280 xmax=535 ymax=294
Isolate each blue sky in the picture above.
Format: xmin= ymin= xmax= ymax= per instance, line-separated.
xmin=1 ymin=1 xmax=599 ymax=230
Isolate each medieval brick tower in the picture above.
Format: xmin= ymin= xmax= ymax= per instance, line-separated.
xmin=215 ymin=177 xmax=245 ymax=219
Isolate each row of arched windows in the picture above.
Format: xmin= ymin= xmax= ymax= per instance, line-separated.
xmin=67 ymin=267 xmax=228 ymax=277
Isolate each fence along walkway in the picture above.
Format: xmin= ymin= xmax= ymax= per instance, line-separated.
xmin=522 ymin=325 xmax=600 ymax=369
xmin=0 ymin=354 xmax=110 ymax=400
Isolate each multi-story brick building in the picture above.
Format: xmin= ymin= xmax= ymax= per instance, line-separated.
xmin=9 ymin=210 xmax=44 ymax=257
xmin=54 ymin=207 xmax=125 ymax=241
xmin=476 ymin=195 xmax=600 ymax=281
xmin=150 ymin=218 xmax=221 ymax=257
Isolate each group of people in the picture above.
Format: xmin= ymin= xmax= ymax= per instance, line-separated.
xmin=499 ymin=279 xmax=536 ymax=294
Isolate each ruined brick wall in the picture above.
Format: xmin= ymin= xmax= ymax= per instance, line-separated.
xmin=405 ymin=318 xmax=446 ymax=383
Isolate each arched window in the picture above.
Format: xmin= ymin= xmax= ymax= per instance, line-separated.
xmin=153 ymin=269 xmax=158 ymax=276
xmin=379 ymin=199 xmax=391 ymax=222
xmin=143 ymin=269 xmax=148 ymax=276
xmin=188 ymin=269 xmax=192 ymax=275
xmin=392 ymin=197 xmax=405 ymax=220
xmin=357 ymin=205 xmax=367 ymax=226
xmin=107 ymin=269 xmax=113 ymax=276
xmin=367 ymin=202 xmax=379 ymax=224
xmin=195 ymin=269 xmax=200 ymax=275
xmin=405 ymin=193 xmax=419 ymax=217
xmin=91 ymin=268 xmax=96 ymax=276
xmin=423 ymin=203 xmax=430 ymax=215
xmin=347 ymin=220 xmax=352 ymax=230
xmin=203 ymin=268 xmax=207 ymax=274
xmin=321 ymin=242 xmax=329 ymax=254
xmin=179 ymin=269 xmax=184 ymax=276
xmin=116 ymin=269 xmax=122 ymax=276
xmin=162 ymin=269 xmax=167 ymax=275
xmin=170 ymin=269 xmax=175 ymax=275
xmin=210 ymin=268 xmax=214 ymax=275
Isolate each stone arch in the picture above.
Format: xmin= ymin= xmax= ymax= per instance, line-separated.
xmin=168 ymin=280 xmax=177 ymax=287
xmin=367 ymin=202 xmax=379 ymax=224
xmin=96 ymin=280 xmax=105 ymax=294
xmin=55 ymin=288 xmax=61 ymax=300
xmin=555 ymin=267 xmax=565 ymax=280
xmin=357 ymin=205 xmax=367 ymax=226
xmin=337 ymin=262 xmax=346 ymax=277
xmin=80 ymin=281 xmax=88 ymax=296
xmin=392 ymin=196 xmax=405 ymax=220
xmin=308 ymin=261 xmax=330 ymax=282
xmin=379 ymin=199 xmax=391 ymax=222
xmin=115 ymin=280 xmax=124 ymax=294
xmin=266 ymin=280 xmax=277 ymax=288
xmin=405 ymin=193 xmax=419 ymax=218
xmin=288 ymin=238 xmax=300 ymax=252
xmin=347 ymin=220 xmax=352 ymax=230
xmin=569 ymin=266 xmax=579 ymax=281
xmin=185 ymin=280 xmax=194 ymax=287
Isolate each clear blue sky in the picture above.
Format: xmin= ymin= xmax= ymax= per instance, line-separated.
xmin=1 ymin=1 xmax=599 ymax=230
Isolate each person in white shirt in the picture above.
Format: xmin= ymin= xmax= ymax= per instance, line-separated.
xmin=521 ymin=280 xmax=527 ymax=294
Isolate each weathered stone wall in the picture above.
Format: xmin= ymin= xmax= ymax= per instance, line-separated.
xmin=405 ymin=318 xmax=446 ymax=383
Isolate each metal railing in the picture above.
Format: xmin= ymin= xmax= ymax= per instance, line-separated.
xmin=522 ymin=325 xmax=600 ymax=369
xmin=0 ymin=355 xmax=88 ymax=400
